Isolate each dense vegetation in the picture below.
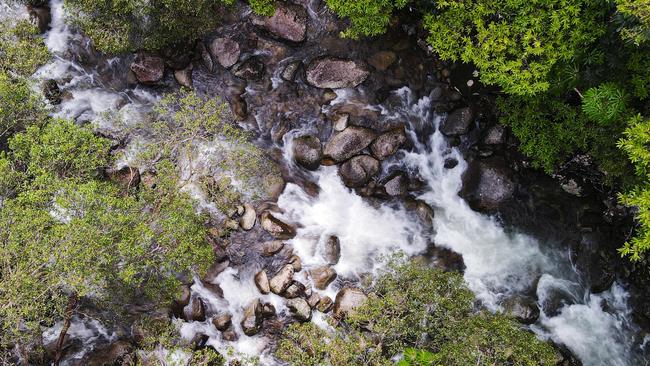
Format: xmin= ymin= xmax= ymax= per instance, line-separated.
xmin=276 ymin=258 xmax=558 ymax=365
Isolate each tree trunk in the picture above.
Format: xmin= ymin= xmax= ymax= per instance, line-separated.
xmin=53 ymin=293 xmax=77 ymax=366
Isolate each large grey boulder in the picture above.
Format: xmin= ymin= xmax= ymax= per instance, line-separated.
xmin=323 ymin=126 xmax=376 ymax=163
xmin=440 ymin=107 xmax=474 ymax=136
xmin=370 ymin=127 xmax=407 ymax=160
xmin=339 ymin=155 xmax=380 ymax=188
xmin=251 ymin=3 xmax=307 ymax=42
xmin=209 ymin=37 xmax=240 ymax=68
xmin=460 ymin=157 xmax=515 ymax=211
xmin=292 ymin=135 xmax=322 ymax=170
xmin=306 ymin=57 xmax=370 ymax=89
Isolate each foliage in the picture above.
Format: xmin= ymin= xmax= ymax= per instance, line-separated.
xmin=276 ymin=322 xmax=391 ymax=366
xmin=423 ymin=0 xmax=606 ymax=96
xmin=616 ymin=0 xmax=650 ymax=45
xmin=0 ymin=19 xmax=50 ymax=76
xmin=325 ymin=0 xmax=409 ymax=39
xmin=249 ymin=0 xmax=275 ymax=17
xmin=276 ymin=258 xmax=557 ymax=366
xmin=0 ymin=72 xmax=46 ymax=139
xmin=581 ymin=83 xmax=629 ymax=125
xmin=617 ymin=115 xmax=650 ymax=260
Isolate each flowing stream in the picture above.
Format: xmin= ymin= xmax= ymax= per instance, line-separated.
xmin=2 ymin=0 xmax=649 ymax=364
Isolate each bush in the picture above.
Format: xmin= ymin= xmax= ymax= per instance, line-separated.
xmin=581 ymin=83 xmax=629 ymax=125
xmin=0 ymin=72 xmax=46 ymax=140
xmin=0 ymin=19 xmax=50 ymax=75
xmin=325 ymin=0 xmax=409 ymax=39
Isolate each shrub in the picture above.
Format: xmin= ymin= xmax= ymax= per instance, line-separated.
xmin=0 ymin=72 xmax=46 ymax=140
xmin=325 ymin=0 xmax=409 ymax=39
xmin=581 ymin=83 xmax=629 ymax=125
xmin=0 ymin=19 xmax=50 ymax=75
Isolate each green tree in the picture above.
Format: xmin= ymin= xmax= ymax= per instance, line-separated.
xmin=0 ymin=72 xmax=46 ymax=139
xmin=616 ymin=0 xmax=650 ymax=45
xmin=325 ymin=0 xmax=409 ymax=39
xmin=581 ymin=82 xmax=629 ymax=125
xmin=0 ymin=19 xmax=50 ymax=76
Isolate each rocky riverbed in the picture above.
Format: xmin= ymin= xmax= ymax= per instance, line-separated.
xmin=10 ymin=0 xmax=650 ymax=364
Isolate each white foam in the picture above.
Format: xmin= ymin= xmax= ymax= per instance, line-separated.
xmin=44 ymin=0 xmax=70 ymax=54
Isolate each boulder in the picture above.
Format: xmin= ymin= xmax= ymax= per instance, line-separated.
xmin=317 ymin=296 xmax=334 ymax=313
xmin=269 ymin=264 xmax=294 ymax=294
xmin=339 ymin=155 xmax=380 ymax=188
xmin=460 ymin=157 xmax=516 ymax=211
xmin=233 ymin=56 xmax=265 ymax=80
xmin=281 ymin=60 xmax=301 ymax=81
xmin=254 ymin=270 xmax=270 ymax=294
xmin=292 ymin=135 xmax=323 ymax=170
xmin=240 ymin=203 xmax=256 ymax=230
xmin=323 ymin=126 xmax=377 ymax=163
xmin=307 ymin=293 xmax=321 ymax=308
xmin=283 ymin=281 xmax=306 ymax=299
xmin=332 ymin=114 xmax=349 ymax=132
xmin=306 ymin=57 xmax=370 ymax=89
xmin=261 ymin=240 xmax=284 ymax=256
xmin=241 ymin=299 xmax=263 ymax=336
xmin=209 ymin=37 xmax=240 ymax=68
xmin=174 ymin=65 xmax=193 ymax=88
xmin=440 ymin=107 xmax=474 ymax=136
xmin=367 ymin=50 xmax=397 ymax=71
xmin=260 ymin=211 xmax=296 ymax=239
xmin=382 ymin=171 xmax=408 ymax=197
xmin=502 ymin=296 xmax=540 ymax=324
xmin=251 ymin=3 xmax=307 ymax=42
xmin=190 ymin=297 xmax=206 ymax=322
xmin=310 ymin=266 xmax=337 ymax=290
xmin=333 ymin=288 xmax=367 ymax=319
xmin=130 ymin=53 xmax=165 ymax=84
xmin=370 ymin=127 xmax=406 ymax=160
xmin=286 ymin=298 xmax=312 ymax=322
xmin=171 ymin=284 xmax=192 ymax=318
xmin=28 ymin=5 xmax=51 ymax=33
xmin=212 ymin=313 xmax=232 ymax=331
xmin=288 ymin=255 xmax=302 ymax=272
xmin=222 ymin=328 xmax=238 ymax=341
xmin=261 ymin=302 xmax=276 ymax=318
xmin=323 ymin=235 xmax=341 ymax=265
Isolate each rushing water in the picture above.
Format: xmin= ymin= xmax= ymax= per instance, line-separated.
xmin=3 ymin=0 xmax=648 ymax=364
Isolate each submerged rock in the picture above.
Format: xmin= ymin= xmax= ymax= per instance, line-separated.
xmin=323 ymin=235 xmax=341 ymax=265
xmin=260 ymin=211 xmax=296 ymax=239
xmin=339 ymin=155 xmax=380 ymax=188
xmin=261 ymin=240 xmax=284 ymax=256
xmin=292 ymin=135 xmax=323 ymax=170
xmin=251 ymin=3 xmax=307 ymax=43
xmin=367 ymin=50 xmax=397 ymax=71
xmin=233 ymin=56 xmax=266 ymax=80
xmin=306 ymin=57 xmax=370 ymax=89
xmin=269 ymin=264 xmax=294 ymax=294
xmin=440 ymin=107 xmax=474 ymax=136
xmin=333 ymin=287 xmax=367 ymax=319
xmin=323 ymin=126 xmax=376 ymax=163
xmin=281 ymin=60 xmax=301 ymax=81
xmin=382 ymin=171 xmax=409 ymax=197
xmin=131 ymin=53 xmax=165 ymax=84
xmin=370 ymin=127 xmax=407 ymax=160
xmin=209 ymin=37 xmax=240 ymax=68
xmin=190 ymin=297 xmax=206 ymax=322
xmin=286 ymin=298 xmax=312 ymax=322
xmin=241 ymin=299 xmax=263 ymax=336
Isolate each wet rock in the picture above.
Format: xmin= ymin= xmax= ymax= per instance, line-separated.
xmin=482 ymin=125 xmax=506 ymax=145
xmin=171 ymin=284 xmax=192 ymax=318
xmin=323 ymin=126 xmax=376 ymax=163
xmin=333 ymin=287 xmax=367 ymax=319
xmin=292 ymin=135 xmax=322 ymax=170
xmin=317 ymin=295 xmax=334 ymax=313
xmin=254 ymin=270 xmax=270 ymax=294
xmin=28 ymin=5 xmax=51 ymax=33
xmin=261 ymin=302 xmax=276 ymax=318
xmin=107 ymin=166 xmax=141 ymax=192
xmin=332 ymin=113 xmax=349 ymax=132
xmin=339 ymin=155 xmax=380 ymax=188
xmin=261 ymin=240 xmax=284 ymax=256
xmin=233 ymin=56 xmax=266 ymax=80
xmin=212 ymin=313 xmax=232 ymax=331
xmin=283 ymin=281 xmax=306 ymax=299
xmin=231 ymin=95 xmax=248 ymax=120
xmin=190 ymin=297 xmax=206 ymax=322
xmin=502 ymin=296 xmax=540 ymax=324
xmin=307 ymin=293 xmax=321 ymax=308
xmin=43 ymin=79 xmax=61 ymax=105
xmin=281 ymin=60 xmax=301 ymax=81
xmin=173 ymin=65 xmax=193 ymax=88
xmin=260 ymin=211 xmax=296 ymax=239
xmin=444 ymin=158 xmax=458 ymax=169
xmin=310 ymin=266 xmax=337 ymax=290
xmin=382 ymin=171 xmax=408 ymax=197
xmin=204 ymin=260 xmax=230 ymax=283
xmin=323 ymin=236 xmax=341 ymax=265
xmin=209 ymin=37 xmax=240 ymax=68
xmin=440 ymin=107 xmax=474 ymax=136
xmin=130 ymin=53 xmax=165 ymax=85
xmin=241 ymin=299 xmax=263 ymax=336
xmin=251 ymin=3 xmax=307 ymax=43
xmin=288 ymin=255 xmax=302 ymax=272
xmin=431 ymin=246 xmax=465 ymax=272
xmin=461 ymin=157 xmax=515 ymax=211
xmin=367 ymin=50 xmax=397 ymax=71
xmin=197 ymin=42 xmax=213 ymax=72
xmin=240 ymin=203 xmax=256 ymax=230
xmin=286 ymin=298 xmax=312 ymax=322
xmin=269 ymin=264 xmax=294 ymax=294
xmin=222 ymin=327 xmax=238 ymax=341
xmin=306 ymin=57 xmax=370 ymax=89
xmin=370 ymin=127 xmax=406 ymax=160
